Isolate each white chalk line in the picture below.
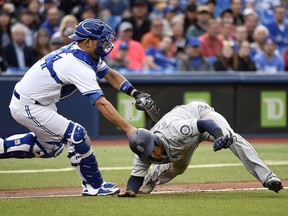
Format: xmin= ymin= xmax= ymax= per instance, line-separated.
xmin=1 ymin=187 xmax=287 ymax=199
xmin=0 ymin=160 xmax=287 ymax=174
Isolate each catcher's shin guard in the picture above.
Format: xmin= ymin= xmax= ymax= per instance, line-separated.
xmin=64 ymin=122 xmax=104 ymax=191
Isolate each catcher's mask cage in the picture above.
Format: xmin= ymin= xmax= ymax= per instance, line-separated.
xmin=129 ymin=128 xmax=160 ymax=161
xmin=69 ymin=18 xmax=116 ymax=57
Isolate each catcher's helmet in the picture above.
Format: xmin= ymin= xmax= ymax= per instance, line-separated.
xmin=129 ymin=128 xmax=159 ymax=161
xmin=69 ymin=18 xmax=116 ymax=57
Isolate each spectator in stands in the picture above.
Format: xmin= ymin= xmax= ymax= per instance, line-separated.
xmin=79 ymin=6 xmax=98 ymax=20
xmin=0 ymin=10 xmax=12 ymax=48
xmin=233 ymin=25 xmax=248 ymax=49
xmin=254 ymin=37 xmax=285 ymax=73
xmin=245 ymin=0 xmax=281 ymax=11
xmin=40 ymin=7 xmax=61 ymax=36
xmin=243 ymin=8 xmax=259 ymax=43
xmin=177 ymin=37 xmax=214 ymax=72
xmin=185 ymin=5 xmax=211 ymax=38
xmin=19 ymin=10 xmax=39 ymax=47
xmin=101 ymin=0 xmax=130 ymax=17
xmin=141 ymin=17 xmax=164 ymax=51
xmin=166 ymin=0 xmax=183 ymax=14
xmin=183 ymin=3 xmax=197 ymax=34
xmin=230 ymin=0 xmax=244 ymax=25
xmin=265 ymin=5 xmax=288 ymax=52
xmin=250 ymin=25 xmax=270 ymax=58
xmin=161 ymin=5 xmax=175 ymax=37
xmin=52 ymin=14 xmax=78 ymax=41
xmin=217 ymin=9 xmax=236 ymax=41
xmin=25 ymin=0 xmax=42 ymax=27
xmin=213 ymin=40 xmax=238 ymax=72
xmin=120 ymin=0 xmax=151 ymax=42
xmin=42 ymin=0 xmax=59 ymax=21
xmin=170 ymin=15 xmax=186 ymax=59
xmin=33 ymin=28 xmax=50 ymax=61
xmin=109 ymin=21 xmax=147 ymax=71
xmin=2 ymin=23 xmax=35 ymax=72
xmin=199 ymin=19 xmax=223 ymax=61
xmin=106 ymin=41 xmax=129 ymax=69
xmin=236 ymin=40 xmax=257 ymax=71
xmin=145 ymin=35 xmax=177 ymax=73
xmin=204 ymin=0 xmax=216 ymax=16
xmin=49 ymin=35 xmax=64 ymax=51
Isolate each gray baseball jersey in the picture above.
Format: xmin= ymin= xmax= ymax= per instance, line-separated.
xmin=131 ymin=101 xmax=274 ymax=188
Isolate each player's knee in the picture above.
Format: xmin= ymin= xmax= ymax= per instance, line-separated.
xmin=64 ymin=121 xmax=91 ymax=155
xmin=171 ymin=164 xmax=187 ymax=175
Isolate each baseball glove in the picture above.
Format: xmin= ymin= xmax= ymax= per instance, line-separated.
xmin=135 ymin=93 xmax=160 ymax=124
xmin=213 ymin=135 xmax=236 ymax=152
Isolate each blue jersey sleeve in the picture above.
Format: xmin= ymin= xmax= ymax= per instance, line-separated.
xmin=84 ymin=90 xmax=104 ymax=105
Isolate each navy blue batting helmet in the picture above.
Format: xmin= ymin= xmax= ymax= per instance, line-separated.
xmin=129 ymin=128 xmax=159 ymax=161
xmin=69 ymin=18 xmax=116 ymax=57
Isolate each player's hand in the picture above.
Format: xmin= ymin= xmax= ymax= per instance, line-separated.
xmin=213 ymin=135 xmax=236 ymax=152
xmin=117 ymin=190 xmax=136 ymax=198
xmin=135 ymin=93 xmax=160 ymax=123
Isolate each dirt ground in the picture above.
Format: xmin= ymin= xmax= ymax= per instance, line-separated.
xmin=1 ymin=181 xmax=287 ymax=198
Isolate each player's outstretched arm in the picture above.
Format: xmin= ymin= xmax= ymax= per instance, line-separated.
xmin=95 ymin=96 xmax=136 ymax=137
xmin=104 ymin=69 xmax=160 ymax=125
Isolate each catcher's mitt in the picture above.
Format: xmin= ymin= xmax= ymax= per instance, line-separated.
xmin=135 ymin=93 xmax=160 ymax=125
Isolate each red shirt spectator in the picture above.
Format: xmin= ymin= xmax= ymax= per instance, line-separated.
xmin=199 ymin=19 xmax=223 ymax=57
xmin=109 ymin=22 xmax=146 ymax=71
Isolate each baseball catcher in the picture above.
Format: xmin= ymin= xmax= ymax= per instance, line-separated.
xmin=118 ymin=101 xmax=283 ymax=197
xmin=0 ymin=18 xmax=159 ymax=196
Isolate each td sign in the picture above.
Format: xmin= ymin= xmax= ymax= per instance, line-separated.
xmin=261 ymin=91 xmax=286 ymax=127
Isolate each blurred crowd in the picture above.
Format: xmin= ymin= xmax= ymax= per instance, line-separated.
xmin=1 ymin=0 xmax=288 ymax=74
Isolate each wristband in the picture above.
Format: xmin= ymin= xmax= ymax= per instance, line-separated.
xmin=119 ymin=80 xmax=138 ymax=96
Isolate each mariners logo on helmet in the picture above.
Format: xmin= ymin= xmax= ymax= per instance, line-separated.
xmin=180 ymin=125 xmax=191 ymax=136
xmin=136 ymin=145 xmax=144 ymax=153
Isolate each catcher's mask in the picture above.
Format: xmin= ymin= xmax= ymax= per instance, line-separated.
xmin=129 ymin=128 xmax=160 ymax=161
xmin=69 ymin=18 xmax=116 ymax=58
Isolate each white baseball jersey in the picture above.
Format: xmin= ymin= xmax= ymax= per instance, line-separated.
xmin=9 ymin=43 xmax=109 ymax=144
xmin=15 ymin=43 xmax=108 ymax=106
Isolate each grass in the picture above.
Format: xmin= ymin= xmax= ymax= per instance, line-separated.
xmin=0 ymin=191 xmax=287 ymax=216
xmin=0 ymin=143 xmax=287 ymax=216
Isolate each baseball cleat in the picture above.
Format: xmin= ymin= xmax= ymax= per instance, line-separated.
xmin=264 ymin=176 xmax=283 ymax=193
xmin=101 ymin=181 xmax=117 ymax=189
xmin=82 ymin=181 xmax=120 ymax=196
xmin=138 ymin=179 xmax=155 ymax=194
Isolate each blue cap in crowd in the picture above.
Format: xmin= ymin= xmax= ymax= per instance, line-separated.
xmin=119 ymin=41 xmax=129 ymax=50
xmin=187 ymin=37 xmax=201 ymax=47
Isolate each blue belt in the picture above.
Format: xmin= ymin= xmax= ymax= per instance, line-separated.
xmin=13 ymin=90 xmax=41 ymax=105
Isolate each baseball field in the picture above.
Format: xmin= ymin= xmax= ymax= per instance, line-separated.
xmin=0 ymin=139 xmax=287 ymax=216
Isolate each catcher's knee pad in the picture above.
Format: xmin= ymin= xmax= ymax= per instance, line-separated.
xmin=64 ymin=121 xmax=91 ymax=155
